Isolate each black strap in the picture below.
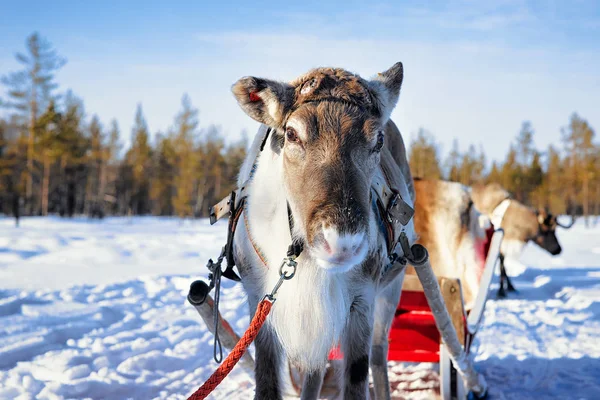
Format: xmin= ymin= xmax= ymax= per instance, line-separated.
xmin=222 ymin=191 xmax=242 ymax=282
xmin=212 ymin=260 xmax=223 ymax=363
xmin=259 ymin=127 xmax=271 ymax=151
xmin=204 ymin=247 xmax=226 ymax=363
xmin=286 ymin=202 xmax=304 ymax=258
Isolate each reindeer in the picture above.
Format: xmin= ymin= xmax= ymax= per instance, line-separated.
xmin=408 ymin=178 xmax=491 ymax=310
xmin=228 ymin=63 xmax=416 ymax=399
xmin=470 ymin=183 xmax=574 ymax=297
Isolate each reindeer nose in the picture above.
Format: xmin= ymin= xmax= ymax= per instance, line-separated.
xmin=322 ymin=228 xmax=365 ymax=256
xmin=551 ymin=245 xmax=562 ymax=256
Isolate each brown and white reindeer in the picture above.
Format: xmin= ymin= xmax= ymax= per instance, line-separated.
xmin=229 ymin=63 xmax=416 ymax=399
xmin=408 ymin=178 xmax=491 ymax=310
xmin=470 ymin=183 xmax=574 ymax=297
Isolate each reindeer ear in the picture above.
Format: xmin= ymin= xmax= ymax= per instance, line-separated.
xmin=231 ymin=76 xmax=295 ymax=128
xmin=368 ymin=62 xmax=404 ymax=121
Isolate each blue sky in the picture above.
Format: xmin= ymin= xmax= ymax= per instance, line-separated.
xmin=1 ymin=0 xmax=599 ymax=162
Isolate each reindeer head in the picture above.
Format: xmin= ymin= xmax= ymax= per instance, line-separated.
xmin=232 ymin=63 xmax=404 ymax=270
xmin=533 ymin=210 xmax=574 ymax=255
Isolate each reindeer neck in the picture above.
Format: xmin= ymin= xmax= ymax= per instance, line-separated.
xmin=243 ymin=136 xmax=299 ymax=270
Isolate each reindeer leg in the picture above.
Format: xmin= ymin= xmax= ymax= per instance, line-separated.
xmin=300 ymin=368 xmax=326 ymax=400
xmin=497 ymin=254 xmax=507 ymax=298
xmin=343 ymin=292 xmax=375 ymax=400
xmin=504 ymin=268 xmax=517 ymax=293
xmin=370 ymin=274 xmax=403 ymax=400
xmin=498 ymin=253 xmax=517 ymax=293
xmin=505 ymin=275 xmax=517 ymax=292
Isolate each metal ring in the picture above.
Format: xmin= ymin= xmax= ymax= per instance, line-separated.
xmin=279 ymin=259 xmax=297 ymax=280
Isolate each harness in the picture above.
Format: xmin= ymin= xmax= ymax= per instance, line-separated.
xmin=490 ymin=198 xmax=511 ymax=229
xmin=208 ymin=127 xmax=415 ymax=281
xmin=204 ymin=125 xmax=414 ymax=365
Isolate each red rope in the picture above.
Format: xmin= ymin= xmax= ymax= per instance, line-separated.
xmin=187 ymin=299 xmax=273 ymax=400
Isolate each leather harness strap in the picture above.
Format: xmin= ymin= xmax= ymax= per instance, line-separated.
xmin=371 ymin=166 xmax=414 ymax=253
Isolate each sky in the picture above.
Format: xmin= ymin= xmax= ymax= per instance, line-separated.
xmin=1 ymin=0 xmax=599 ymax=162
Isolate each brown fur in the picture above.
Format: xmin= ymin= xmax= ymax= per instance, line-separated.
xmin=470 ymin=183 xmax=509 ymax=216
xmin=471 ymin=183 xmax=560 ymax=246
xmin=290 ymin=68 xmax=381 ymax=116
xmin=408 ymin=179 xmax=482 ymax=305
xmin=283 ymin=100 xmax=380 ymax=244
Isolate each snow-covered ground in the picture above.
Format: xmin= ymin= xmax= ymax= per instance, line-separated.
xmin=0 ymin=216 xmax=598 ymax=399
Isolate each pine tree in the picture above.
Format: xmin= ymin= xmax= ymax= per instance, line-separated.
xmin=125 ymin=105 xmax=153 ymax=214
xmin=196 ymin=126 xmax=226 ymax=216
xmin=545 ymin=146 xmax=564 ymax=213
xmin=500 ymin=146 xmax=519 ymax=197
xmin=172 ymin=94 xmax=199 ymax=218
xmin=562 ymin=113 xmax=596 ymax=224
xmin=487 ymin=161 xmax=501 ymax=184
xmin=36 ymin=100 xmax=61 ymax=215
xmin=0 ymin=117 xmax=24 ymax=223
xmin=513 ymin=122 xmax=537 ymax=203
xmin=445 ymin=139 xmax=461 ymax=182
xmin=57 ymin=92 xmax=88 ymax=216
xmin=151 ymin=133 xmax=176 ymax=215
xmin=0 ymin=33 xmax=66 ymax=213
xmin=456 ymin=144 xmax=485 ymax=185
xmin=85 ymin=116 xmax=105 ymax=216
xmin=103 ymin=120 xmax=121 ymax=214
xmin=528 ymin=152 xmax=544 ymax=190
xmin=515 ymin=121 xmax=535 ymax=166
xmin=408 ymin=128 xmax=442 ymax=180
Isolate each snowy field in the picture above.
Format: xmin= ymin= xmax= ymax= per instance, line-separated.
xmin=0 ymin=216 xmax=598 ymax=399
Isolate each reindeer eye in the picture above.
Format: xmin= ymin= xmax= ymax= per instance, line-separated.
xmin=373 ymin=132 xmax=385 ymax=152
xmin=285 ymin=127 xmax=299 ymax=143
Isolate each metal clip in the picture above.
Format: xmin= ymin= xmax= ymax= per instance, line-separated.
xmin=398 ymin=231 xmax=414 ymax=260
xmin=264 ymin=256 xmax=297 ymax=302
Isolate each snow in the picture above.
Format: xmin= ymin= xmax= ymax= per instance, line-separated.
xmin=0 ymin=216 xmax=598 ymax=399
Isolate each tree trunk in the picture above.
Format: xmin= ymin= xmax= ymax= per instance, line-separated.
xmin=84 ymin=161 xmax=94 ymax=216
xmin=583 ymin=172 xmax=589 ymax=228
xmin=98 ymin=158 xmax=107 ymax=217
xmin=27 ymin=96 xmax=37 ymax=215
xmin=41 ymin=152 xmax=50 ymax=216
xmin=60 ymin=155 xmax=67 ymax=216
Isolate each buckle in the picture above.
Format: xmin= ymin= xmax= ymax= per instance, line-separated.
xmin=386 ymin=191 xmax=415 ymax=226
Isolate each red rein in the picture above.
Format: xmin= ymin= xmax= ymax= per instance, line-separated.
xmin=186 ymin=299 xmax=273 ymax=400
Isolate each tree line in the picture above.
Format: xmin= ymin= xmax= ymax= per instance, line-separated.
xmin=0 ymin=33 xmax=246 ymax=221
xmin=408 ymin=117 xmax=599 ymax=222
xmin=1 ymin=33 xmax=598 ymax=223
